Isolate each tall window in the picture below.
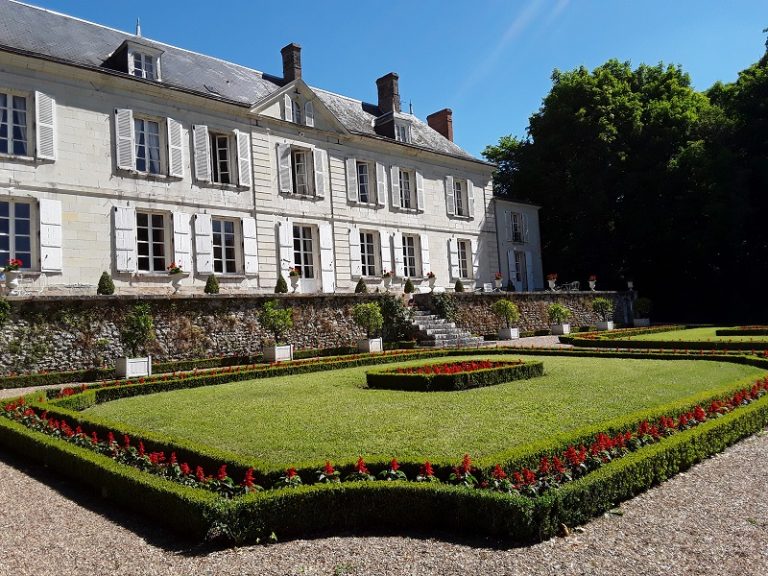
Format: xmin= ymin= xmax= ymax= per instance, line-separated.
xmin=134 ymin=118 xmax=161 ymax=174
xmin=360 ymin=231 xmax=376 ymax=276
xmin=210 ymin=133 xmax=232 ymax=184
xmin=293 ymin=225 xmax=314 ymax=278
xmin=0 ymin=93 xmax=28 ymax=156
xmin=511 ymin=212 xmax=524 ymax=243
xmin=136 ymin=212 xmax=166 ymax=272
xmin=212 ymin=218 xmax=237 ymax=274
xmin=457 ymin=240 xmax=470 ymax=278
xmin=292 ymin=150 xmax=310 ymax=195
xmin=399 ymin=169 xmax=413 ymax=209
xmin=131 ymin=52 xmax=157 ymax=80
xmin=292 ymin=100 xmax=302 ymax=125
xmin=454 ymin=179 xmax=471 ymax=217
xmin=0 ymin=200 xmax=32 ymax=269
xmin=402 ymin=234 xmax=417 ymax=277
xmin=395 ymin=122 xmax=410 ymax=143
xmin=357 ymin=162 xmax=370 ymax=203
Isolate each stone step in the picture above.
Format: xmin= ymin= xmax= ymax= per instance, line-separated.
xmin=416 ymin=323 xmax=457 ymax=332
xmin=419 ymin=337 xmax=485 ymax=348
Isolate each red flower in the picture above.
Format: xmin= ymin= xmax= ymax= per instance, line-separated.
xmin=460 ymin=453 xmax=472 ymax=475
xmin=538 ymin=457 xmax=550 ymax=475
xmin=355 ymin=457 xmax=369 ymax=474
xmin=107 ymin=432 xmax=116 ymax=445
xmin=286 ymin=467 xmax=297 ymax=479
xmin=522 ymin=468 xmax=536 ymax=485
xmin=180 ymin=462 xmax=191 ymax=476
xmin=242 ymin=467 xmax=255 ymax=488
xmin=693 ymin=406 xmax=706 ymax=421
xmin=420 ymin=461 xmax=434 ymax=477
xmin=323 ymin=460 xmax=335 ymax=476
xmin=195 ymin=466 xmax=205 ymax=482
xmin=91 ymin=431 xmax=99 ymax=444
xmin=217 ymin=465 xmax=228 ymax=481
xmin=138 ymin=441 xmax=145 ymax=457
xmin=552 ymin=456 xmax=565 ymax=474
xmin=389 ymin=458 xmax=400 ymax=472
xmin=491 ymin=464 xmax=507 ymax=480
xmin=169 ymin=452 xmax=177 ymax=465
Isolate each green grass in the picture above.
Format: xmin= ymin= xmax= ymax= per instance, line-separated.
xmin=84 ymin=354 xmax=763 ymax=468
xmin=625 ymin=327 xmax=768 ymax=343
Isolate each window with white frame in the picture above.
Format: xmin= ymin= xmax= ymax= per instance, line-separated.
xmin=360 ymin=231 xmax=377 ymax=277
xmin=0 ymin=199 xmax=33 ymax=269
xmin=402 ymin=234 xmax=419 ymax=277
xmin=454 ymin=179 xmax=470 ymax=217
xmin=292 ymin=99 xmax=302 ymax=125
xmin=212 ymin=218 xmax=238 ymax=274
xmin=0 ymin=92 xmax=28 ymax=156
xmin=457 ymin=239 xmax=470 ymax=278
xmin=511 ymin=212 xmax=525 ymax=243
xmin=399 ymin=168 xmax=415 ymax=209
xmin=136 ymin=211 xmax=167 ymax=272
xmin=357 ymin=161 xmax=371 ymax=203
xmin=209 ymin=132 xmax=233 ymax=184
xmin=395 ymin=121 xmax=411 ymax=143
xmin=134 ymin=117 xmax=161 ymax=174
xmin=130 ymin=52 xmax=158 ymax=81
xmin=292 ymin=149 xmax=312 ymax=195
xmin=293 ymin=224 xmax=315 ymax=278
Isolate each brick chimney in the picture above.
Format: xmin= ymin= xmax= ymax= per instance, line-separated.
xmin=281 ymin=43 xmax=302 ymax=82
xmin=427 ymin=108 xmax=453 ymax=142
xmin=376 ymin=72 xmax=401 ymax=114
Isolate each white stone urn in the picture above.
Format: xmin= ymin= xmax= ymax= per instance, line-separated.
xmin=589 ymin=280 xmax=596 ymax=291
xmin=428 ymin=276 xmax=436 ymax=290
xmin=290 ymin=274 xmax=300 ymax=293
xmin=495 ymin=279 xmax=503 ymax=290
xmin=547 ymin=279 xmax=556 ymax=291
xmin=383 ymin=274 xmax=393 ymax=291
xmin=550 ymin=323 xmax=571 ymax=335
xmin=263 ymin=343 xmax=294 ymax=363
xmin=4 ymin=270 xmax=20 ymax=294
xmin=358 ymin=337 xmax=384 ymax=353
xmin=169 ymin=272 xmax=186 ymax=293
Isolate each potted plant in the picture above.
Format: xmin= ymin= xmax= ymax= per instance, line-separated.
xmin=426 ymin=271 xmax=436 ymax=290
xmin=260 ymin=299 xmax=294 ymax=362
xmin=494 ymin=272 xmax=503 ymax=290
xmin=382 ymin=270 xmax=394 ymax=291
xmin=588 ymin=274 xmax=597 ymax=291
xmin=634 ymin=297 xmax=652 ymax=327
xmin=288 ymin=267 xmax=300 ymax=293
xmin=3 ymin=258 xmax=22 ymax=294
xmin=592 ymin=297 xmax=614 ymax=330
xmin=352 ymin=302 xmax=384 ymax=353
xmin=546 ymin=273 xmax=558 ymax=291
xmin=167 ymin=262 xmax=186 ymax=293
xmin=491 ymin=298 xmax=521 ymax=340
xmin=547 ymin=302 xmax=571 ymax=335
xmin=117 ymin=303 xmax=155 ymax=378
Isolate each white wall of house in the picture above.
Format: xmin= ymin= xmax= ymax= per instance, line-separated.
xmin=493 ymin=198 xmax=543 ymax=291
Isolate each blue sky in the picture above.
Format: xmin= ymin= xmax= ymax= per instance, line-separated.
xmin=25 ymin=0 xmax=768 ymax=157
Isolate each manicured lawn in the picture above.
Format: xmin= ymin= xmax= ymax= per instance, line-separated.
xmin=625 ymin=327 xmax=768 ymax=343
xmin=85 ymin=354 xmax=763 ymax=468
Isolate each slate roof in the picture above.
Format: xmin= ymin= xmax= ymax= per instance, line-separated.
xmin=0 ymin=0 xmax=485 ymax=164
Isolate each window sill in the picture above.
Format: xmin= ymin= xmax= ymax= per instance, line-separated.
xmin=198 ymin=182 xmax=246 ymax=191
xmin=132 ymin=272 xmax=189 ymax=279
xmin=0 ymin=153 xmax=36 ymax=163
xmin=281 ymin=192 xmax=323 ymax=201
xmin=392 ymin=207 xmax=422 ymax=214
xmin=350 ymin=200 xmax=381 ymax=208
xmin=118 ymin=170 xmax=184 ymax=182
xmin=449 ymin=214 xmax=473 ymax=220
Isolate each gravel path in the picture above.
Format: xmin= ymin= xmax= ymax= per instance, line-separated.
xmin=1 ymin=430 xmax=767 ymax=576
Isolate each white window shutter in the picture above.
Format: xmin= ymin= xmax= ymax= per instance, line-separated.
xmin=470 ymin=238 xmax=480 ymax=279
xmin=283 ymin=94 xmax=294 ymax=122
xmin=193 ymin=124 xmax=211 ymax=182
xmin=449 ymin=238 xmax=460 ymax=279
xmin=392 ymin=233 xmax=404 ymax=278
xmin=419 ymin=233 xmax=430 ymax=277
xmin=522 ymin=213 xmax=530 ymax=243
xmin=127 ymin=52 xmax=136 ymax=76
xmin=194 ymin=213 xmax=213 ymax=274
xmin=445 ymin=176 xmax=455 ymax=216
xmin=380 ymin=231 xmax=392 ymax=275
xmin=38 ymin=198 xmax=62 ymax=272
xmin=277 ymin=143 xmax=293 ymax=194
xmin=278 ymin=219 xmax=293 ymax=273
xmin=349 ymin=225 xmax=362 ymax=278
xmin=390 ymin=166 xmax=401 ymax=208
xmin=242 ymin=217 xmax=259 ymax=275
xmin=172 ymin=212 xmax=192 ymax=272
xmin=304 ymin=101 xmax=315 ymax=127
xmin=313 ymin=148 xmax=328 ymax=199
xmin=525 ymin=251 xmax=534 ymax=291
xmin=375 ymin=163 xmax=387 ymax=207
xmin=35 ymin=92 xmax=56 ymax=160
xmin=167 ymin=118 xmax=184 ymax=178
xmin=114 ymin=108 xmax=135 ymax=170
xmin=416 ymin=171 xmax=425 ymax=211
xmin=114 ymin=206 xmax=137 ymax=272
xmin=319 ymin=222 xmax=335 ymax=293
xmin=346 ymin=158 xmax=358 ymax=203
xmin=235 ymin=129 xmax=252 ymax=189
xmin=467 ymin=180 xmax=475 ymax=218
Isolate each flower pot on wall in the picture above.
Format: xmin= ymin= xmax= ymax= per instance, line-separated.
xmin=4 ymin=270 xmax=20 ymax=295
xmin=115 ymin=356 xmax=152 ymax=379
xmin=170 ymin=273 xmax=188 ymax=293
xmin=596 ymin=321 xmax=614 ymax=331
xmin=550 ymin=323 xmax=570 ymax=335
xmin=263 ymin=344 xmax=294 ymax=363
xmin=498 ymin=327 xmax=520 ymax=340
xmin=358 ymin=337 xmax=383 ymax=353
xmin=634 ymin=318 xmax=651 ymax=327
xmin=495 ymin=279 xmax=503 ymax=290
xmin=290 ymin=276 xmax=300 ymax=293
xmin=589 ymin=280 xmax=596 ymax=291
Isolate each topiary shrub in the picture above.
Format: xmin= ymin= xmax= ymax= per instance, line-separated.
xmin=96 ymin=271 xmax=115 ymax=295
xmin=403 ymin=278 xmax=415 ymax=294
xmin=591 ymin=297 xmax=613 ymax=322
xmin=275 ymin=275 xmax=289 ymax=294
xmin=260 ymin=300 xmax=293 ymax=345
xmin=547 ymin=303 xmax=571 ymax=325
xmin=491 ymin=299 xmax=521 ymax=328
xmin=354 ymin=278 xmax=368 ymax=294
xmin=352 ymin=302 xmax=384 ymax=339
xmin=204 ymin=275 xmax=220 ymax=294
xmin=454 ymin=280 xmax=465 ymax=293
xmin=378 ymin=293 xmax=413 ymax=342
xmin=121 ymin=304 xmax=155 ymax=357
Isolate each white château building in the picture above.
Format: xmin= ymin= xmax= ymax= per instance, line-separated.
xmin=0 ymin=0 xmax=542 ymax=294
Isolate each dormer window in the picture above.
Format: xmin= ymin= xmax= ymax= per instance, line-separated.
xmin=130 ymin=52 xmax=157 ymax=80
xmin=108 ymin=40 xmax=164 ymax=81
xmin=394 ymin=121 xmax=411 ymax=143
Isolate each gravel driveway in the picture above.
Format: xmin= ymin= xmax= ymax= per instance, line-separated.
xmin=1 ymin=429 xmax=767 ymax=576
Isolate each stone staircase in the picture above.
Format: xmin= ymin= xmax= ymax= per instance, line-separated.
xmin=410 ymin=308 xmax=485 ymax=348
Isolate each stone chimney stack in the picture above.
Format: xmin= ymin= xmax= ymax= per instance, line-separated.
xmin=281 ymin=43 xmax=302 ymax=82
xmin=427 ymin=108 xmax=453 ymax=142
xmin=376 ymin=72 xmax=401 ymax=114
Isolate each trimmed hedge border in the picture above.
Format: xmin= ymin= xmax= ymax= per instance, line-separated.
xmin=715 ymin=327 xmax=768 ymax=336
xmin=366 ymin=360 xmax=544 ymax=391
xmin=560 ymin=325 xmax=768 ymax=351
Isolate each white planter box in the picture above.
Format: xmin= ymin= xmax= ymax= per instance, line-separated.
xmin=358 ymin=337 xmax=384 ymax=353
xmin=115 ymin=356 xmax=152 ymax=379
xmin=498 ymin=327 xmax=520 ymax=340
xmin=550 ymin=323 xmax=570 ymax=335
xmin=597 ymin=321 xmax=615 ymax=331
xmin=633 ymin=318 xmax=651 ymax=327
xmin=263 ymin=344 xmax=294 ymax=363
